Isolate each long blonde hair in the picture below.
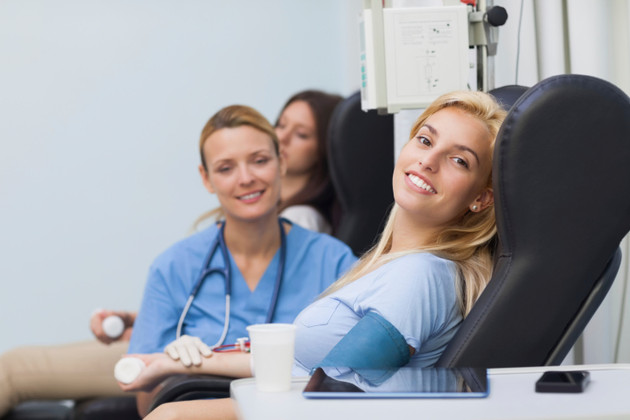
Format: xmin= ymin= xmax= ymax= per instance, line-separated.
xmin=322 ymin=91 xmax=506 ymax=316
xmin=193 ymin=105 xmax=281 ymax=226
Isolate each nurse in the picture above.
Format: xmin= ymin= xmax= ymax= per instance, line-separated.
xmin=118 ymin=90 xmax=507 ymax=420
xmin=128 ymin=104 xmax=356 ymax=410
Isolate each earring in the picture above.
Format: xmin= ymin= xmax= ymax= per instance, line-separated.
xmin=472 ymin=205 xmax=478 ymax=212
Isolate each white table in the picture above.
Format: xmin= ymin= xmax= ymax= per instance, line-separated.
xmin=231 ymin=364 xmax=630 ymax=420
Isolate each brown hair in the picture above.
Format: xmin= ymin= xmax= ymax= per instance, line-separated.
xmin=199 ymin=104 xmax=279 ymax=171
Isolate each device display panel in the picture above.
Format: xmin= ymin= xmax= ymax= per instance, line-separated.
xmin=303 ymin=366 xmax=488 ymax=399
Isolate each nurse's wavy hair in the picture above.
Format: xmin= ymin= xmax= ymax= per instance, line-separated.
xmin=274 ymin=90 xmax=343 ymax=233
xmin=193 ymin=105 xmax=281 ymax=225
xmin=199 ymin=104 xmax=280 ymax=170
xmin=322 ymin=91 xmax=507 ymax=316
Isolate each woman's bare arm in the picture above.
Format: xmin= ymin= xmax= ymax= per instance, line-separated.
xmin=144 ymin=399 xmax=237 ymax=420
xmin=118 ymin=351 xmax=252 ymax=393
xmin=116 ymin=351 xmax=251 ymax=417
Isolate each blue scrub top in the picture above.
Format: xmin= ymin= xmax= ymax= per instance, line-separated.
xmin=128 ymin=222 xmax=356 ymax=354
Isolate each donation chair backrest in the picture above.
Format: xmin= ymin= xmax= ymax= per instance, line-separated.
xmin=489 ymin=84 xmax=530 ymax=111
xmin=328 ymin=91 xmax=394 ymax=256
xmin=437 ymin=74 xmax=630 ymax=368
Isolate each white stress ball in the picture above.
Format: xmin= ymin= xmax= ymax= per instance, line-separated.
xmin=102 ymin=315 xmax=125 ymax=339
xmin=114 ymin=357 xmax=146 ymax=384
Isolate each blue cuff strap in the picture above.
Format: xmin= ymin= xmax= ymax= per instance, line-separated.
xmin=319 ymin=311 xmax=410 ymax=370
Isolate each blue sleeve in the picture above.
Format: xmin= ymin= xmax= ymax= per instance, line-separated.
xmin=318 ymin=311 xmax=409 ymax=384
xmin=128 ymin=263 xmax=180 ymax=354
xmin=319 ymin=311 xmax=410 ymax=369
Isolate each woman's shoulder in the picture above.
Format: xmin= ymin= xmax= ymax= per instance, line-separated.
xmin=378 ymin=252 xmax=457 ymax=282
xmin=281 ymin=205 xmax=332 ymax=234
xmin=391 ymin=252 xmax=454 ymax=268
xmin=355 ymin=253 xmax=459 ymax=307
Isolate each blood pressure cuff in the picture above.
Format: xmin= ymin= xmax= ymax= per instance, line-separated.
xmin=317 ymin=311 xmax=410 ymax=383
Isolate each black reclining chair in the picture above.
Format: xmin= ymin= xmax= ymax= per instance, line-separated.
xmin=437 ymin=74 xmax=630 ymax=368
xmin=327 ymin=91 xmax=395 ymax=256
xmin=488 ymin=84 xmax=529 ymax=111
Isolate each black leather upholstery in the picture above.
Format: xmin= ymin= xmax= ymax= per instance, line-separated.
xmin=145 ymin=374 xmax=233 ymax=414
xmin=437 ymin=74 xmax=630 ymax=368
xmin=73 ymin=397 xmax=139 ymax=420
xmin=488 ymin=84 xmax=529 ymax=110
xmin=1 ymin=401 xmax=73 ymax=420
xmin=328 ymin=91 xmax=394 ymax=256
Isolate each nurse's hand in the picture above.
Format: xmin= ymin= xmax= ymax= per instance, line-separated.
xmin=117 ymin=353 xmax=179 ymax=392
xmin=164 ymin=335 xmax=213 ymax=367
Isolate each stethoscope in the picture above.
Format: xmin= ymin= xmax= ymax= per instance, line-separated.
xmin=176 ymin=218 xmax=287 ymax=349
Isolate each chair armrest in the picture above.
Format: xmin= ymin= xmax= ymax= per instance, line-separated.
xmin=146 ymin=374 xmax=235 ymax=414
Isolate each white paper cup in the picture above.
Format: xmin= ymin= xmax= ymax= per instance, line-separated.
xmin=246 ymin=323 xmax=296 ymax=392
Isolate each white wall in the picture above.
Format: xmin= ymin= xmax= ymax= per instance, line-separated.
xmin=0 ymin=0 xmax=363 ymax=353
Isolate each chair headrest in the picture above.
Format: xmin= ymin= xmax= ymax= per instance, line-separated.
xmin=327 ymin=91 xmax=394 ymax=255
xmin=494 ymin=74 xmax=630 ymax=265
xmin=489 ymin=85 xmax=529 ymax=110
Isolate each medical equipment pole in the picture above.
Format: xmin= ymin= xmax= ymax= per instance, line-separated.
xmin=470 ymin=0 xmax=507 ymax=92
xmin=477 ymin=0 xmax=489 ymax=91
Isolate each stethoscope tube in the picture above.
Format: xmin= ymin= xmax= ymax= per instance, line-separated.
xmin=266 ymin=220 xmax=286 ymax=324
xmin=176 ymin=218 xmax=287 ymax=349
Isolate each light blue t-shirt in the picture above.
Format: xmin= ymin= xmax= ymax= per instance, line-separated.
xmin=293 ymin=253 xmax=462 ymax=375
xmin=128 ymin=222 xmax=357 ymax=354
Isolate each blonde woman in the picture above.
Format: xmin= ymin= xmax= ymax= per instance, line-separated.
xmin=119 ymin=91 xmax=506 ymax=420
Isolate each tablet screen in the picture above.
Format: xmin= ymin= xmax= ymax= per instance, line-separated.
xmin=303 ymin=366 xmax=488 ymax=399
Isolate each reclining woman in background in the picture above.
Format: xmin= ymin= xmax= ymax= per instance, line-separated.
xmin=275 ymin=90 xmax=343 ymax=234
xmin=0 ymin=102 xmax=355 ymax=418
xmin=119 ymin=90 xmax=507 ymax=420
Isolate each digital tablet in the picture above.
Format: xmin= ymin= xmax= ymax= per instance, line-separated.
xmin=303 ymin=366 xmax=488 ymax=399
